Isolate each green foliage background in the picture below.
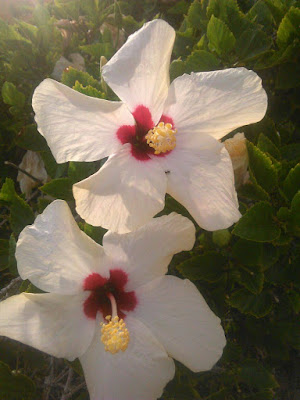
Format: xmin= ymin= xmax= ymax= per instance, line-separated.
xmin=0 ymin=0 xmax=299 ymax=399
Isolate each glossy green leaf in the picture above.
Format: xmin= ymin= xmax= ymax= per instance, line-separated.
xmin=40 ymin=178 xmax=73 ymax=201
xmin=228 ymin=289 xmax=273 ymax=317
xmin=177 ymin=252 xmax=226 ymax=282
xmin=207 ymin=15 xmax=236 ymax=56
xmin=185 ymin=50 xmax=220 ymax=73
xmin=1 ymin=82 xmax=25 ymax=108
xmin=0 ymin=361 xmax=35 ymax=400
xmin=247 ymin=141 xmax=277 ymax=192
xmin=239 ymin=359 xmax=279 ymax=389
xmin=233 ymin=202 xmax=280 ymax=242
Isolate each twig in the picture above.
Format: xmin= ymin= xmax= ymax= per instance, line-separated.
xmin=64 ymin=382 xmax=86 ymax=399
xmin=61 ymin=368 xmax=74 ymax=400
xmin=0 ymin=277 xmax=22 ymax=299
xmin=5 ymin=161 xmax=43 ymax=183
xmin=43 ymin=357 xmax=54 ymax=400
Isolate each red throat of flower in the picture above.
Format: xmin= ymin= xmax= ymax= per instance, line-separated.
xmin=116 ymin=105 xmax=176 ymax=161
xmin=83 ymin=269 xmax=137 ymax=320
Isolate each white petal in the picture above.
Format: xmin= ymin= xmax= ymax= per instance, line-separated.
xmin=73 ymin=144 xmax=167 ymax=233
xmin=156 ymin=144 xmax=241 ymax=231
xmin=80 ymin=316 xmax=175 ymax=400
xmin=103 ymin=213 xmax=195 ymax=290
xmin=0 ymin=292 xmax=95 ymax=361
xmin=102 ymin=19 xmax=175 ymax=124
xmin=164 ymin=68 xmax=267 ymax=140
xmin=32 ymin=78 xmax=134 ymax=163
xmin=16 ymin=200 xmax=106 ymax=295
xmin=134 ymin=276 xmax=226 ymax=372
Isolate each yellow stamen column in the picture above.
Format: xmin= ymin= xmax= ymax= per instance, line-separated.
xmin=145 ymin=122 xmax=177 ymax=154
xmin=100 ymin=293 xmax=130 ymax=354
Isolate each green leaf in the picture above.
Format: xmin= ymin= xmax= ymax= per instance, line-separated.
xmin=0 ymin=361 xmax=35 ymax=399
xmin=282 ymin=163 xmax=300 ymax=201
xmin=236 ymin=29 xmax=272 ymax=61
xmin=233 ymin=202 xmax=280 ymax=242
xmin=212 ymin=229 xmax=231 ymax=247
xmin=0 ymin=240 xmax=9 ymax=271
xmin=281 ymin=143 xmax=300 ymax=161
xmin=207 ymin=0 xmax=249 ymax=36
xmin=61 ymin=67 xmax=100 ymax=89
xmin=15 ymin=124 xmax=48 ymax=152
xmin=276 ymin=62 xmax=300 ymax=89
xmin=1 ymin=82 xmax=25 ymax=108
xmin=207 ymin=15 xmax=236 ymax=56
xmin=177 ymin=252 xmax=226 ymax=282
xmin=239 ymin=359 xmax=279 ymax=389
xmin=257 ymin=133 xmax=281 ymax=160
xmin=185 ymin=50 xmax=220 ymax=73
xmin=234 ymin=265 xmax=264 ymax=294
xmin=80 ymin=42 xmax=114 ymax=59
xmin=187 ymin=0 xmax=207 ymax=29
xmin=68 ymin=161 xmax=97 ymax=183
xmin=40 ymin=178 xmax=73 ymax=201
xmin=73 ymin=81 xmax=105 ymax=99
xmin=277 ymin=6 xmax=300 ymax=49
xmin=290 ymin=191 xmax=300 ymax=236
xmin=169 ymin=59 xmax=186 ymax=82
xmin=83 ymin=223 xmax=107 ymax=245
xmin=8 ymin=235 xmax=17 ymax=276
xmin=0 ymin=179 xmax=34 ymax=236
xmin=247 ymin=141 xmax=277 ymax=193
xmin=238 ymin=180 xmax=270 ymax=202
xmin=228 ymin=289 xmax=273 ymax=317
xmin=40 ymin=151 xmax=68 ymax=179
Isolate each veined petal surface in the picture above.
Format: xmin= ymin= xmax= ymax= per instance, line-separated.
xmin=80 ymin=316 xmax=175 ymax=400
xmin=73 ymin=144 xmax=167 ymax=233
xmin=16 ymin=200 xmax=107 ymax=295
xmin=134 ymin=276 xmax=226 ymax=372
xmin=154 ymin=143 xmax=241 ymax=231
xmin=163 ymin=68 xmax=267 ymax=140
xmin=0 ymin=292 xmax=95 ymax=361
xmin=103 ymin=213 xmax=195 ymax=290
xmin=102 ymin=19 xmax=175 ymax=124
xmin=32 ymin=79 xmax=134 ymax=163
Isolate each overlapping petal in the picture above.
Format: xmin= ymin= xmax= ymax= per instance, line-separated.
xmin=103 ymin=213 xmax=195 ymax=290
xmin=80 ymin=316 xmax=175 ymax=400
xmin=16 ymin=200 xmax=106 ymax=295
xmin=73 ymin=144 xmax=167 ymax=233
xmin=154 ymin=143 xmax=241 ymax=231
xmin=163 ymin=68 xmax=267 ymax=140
xmin=134 ymin=276 xmax=226 ymax=372
xmin=102 ymin=19 xmax=175 ymax=124
xmin=0 ymin=292 xmax=95 ymax=360
xmin=32 ymin=79 xmax=134 ymax=163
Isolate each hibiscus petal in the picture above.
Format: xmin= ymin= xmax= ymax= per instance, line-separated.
xmin=102 ymin=19 xmax=175 ymax=124
xmin=73 ymin=144 xmax=167 ymax=233
xmin=135 ymin=276 xmax=226 ymax=372
xmin=155 ymin=143 xmax=241 ymax=231
xmin=16 ymin=200 xmax=106 ymax=295
xmin=0 ymin=292 xmax=95 ymax=360
xmin=32 ymin=79 xmax=134 ymax=163
xmin=164 ymin=68 xmax=267 ymax=140
xmin=103 ymin=213 xmax=195 ymax=290
xmin=80 ymin=316 xmax=175 ymax=400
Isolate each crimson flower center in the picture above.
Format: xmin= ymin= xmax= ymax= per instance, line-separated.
xmin=116 ymin=105 xmax=175 ymax=161
xmin=83 ymin=269 xmax=137 ymax=320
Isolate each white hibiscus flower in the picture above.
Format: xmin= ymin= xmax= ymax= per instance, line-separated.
xmin=0 ymin=200 xmax=225 ymax=400
xmin=32 ymin=19 xmax=267 ymax=233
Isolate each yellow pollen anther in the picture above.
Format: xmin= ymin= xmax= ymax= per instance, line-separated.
xmin=145 ymin=122 xmax=177 ymax=154
xmin=100 ymin=293 xmax=130 ymax=354
xmin=101 ymin=316 xmax=130 ymax=354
